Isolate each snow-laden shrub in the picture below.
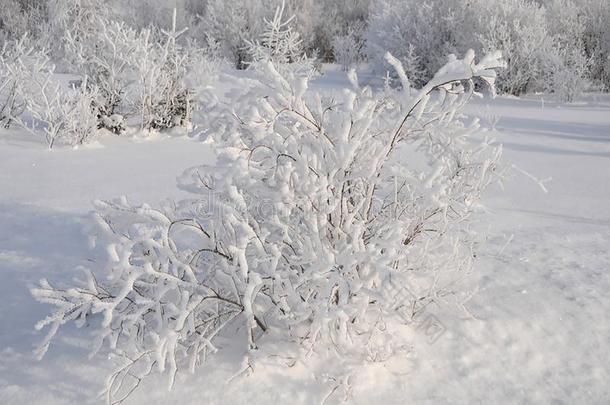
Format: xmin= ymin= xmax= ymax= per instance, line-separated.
xmin=59 ymin=79 xmax=102 ymax=145
xmin=528 ymin=1 xmax=589 ymax=101
xmin=32 ymin=50 xmax=504 ymax=401
xmin=3 ymin=38 xmax=100 ymax=148
xmin=196 ymin=0 xmax=269 ymax=69
xmin=0 ymin=36 xmax=38 ymax=128
xmin=132 ymin=10 xmax=193 ymax=131
xmin=578 ymin=0 xmax=610 ymax=90
xmin=540 ymin=46 xmax=589 ymax=103
xmin=0 ymin=0 xmax=49 ymax=47
xmin=182 ymin=42 xmax=227 ymax=140
xmin=245 ymin=1 xmax=304 ymax=66
xmin=474 ymin=0 xmax=552 ymax=96
xmin=332 ymin=22 xmax=366 ymax=71
xmin=245 ymin=1 xmax=314 ymax=77
xmin=46 ymin=0 xmax=109 ymax=70
xmin=63 ymin=18 xmax=143 ymax=134
xmin=290 ymin=0 xmax=371 ymax=62
xmin=16 ymin=70 xmax=100 ymax=148
xmin=365 ymin=0 xmax=476 ymax=88
xmin=477 ymin=0 xmax=589 ymax=101
xmin=366 ymin=0 xmax=592 ymax=100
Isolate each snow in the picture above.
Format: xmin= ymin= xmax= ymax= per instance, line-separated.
xmin=1 ymin=76 xmax=609 ymax=403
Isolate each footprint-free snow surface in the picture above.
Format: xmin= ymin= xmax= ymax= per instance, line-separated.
xmin=1 ymin=89 xmax=609 ymax=404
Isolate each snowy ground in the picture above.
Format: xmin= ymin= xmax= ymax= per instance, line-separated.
xmin=1 ymin=73 xmax=609 ymax=404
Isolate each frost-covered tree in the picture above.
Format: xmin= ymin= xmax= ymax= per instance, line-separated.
xmin=332 ymin=21 xmax=366 ymax=71
xmin=132 ymin=9 xmax=193 ymax=131
xmin=245 ymin=1 xmax=304 ymax=66
xmin=2 ymin=0 xmax=607 ymax=102
xmin=1 ymin=8 xmax=105 ymax=146
xmin=0 ymin=36 xmax=38 ymax=128
xmin=195 ymin=0 xmax=270 ymax=68
xmin=64 ymin=18 xmax=143 ymax=133
xmin=366 ymin=0 xmax=592 ymax=100
xmin=291 ymin=0 xmax=371 ymax=62
xmin=33 ymin=49 xmax=504 ymax=402
xmin=580 ymin=0 xmax=610 ymax=90
xmin=14 ymin=61 xmax=100 ymax=148
xmin=473 ymin=0 xmax=553 ymax=96
xmin=475 ymin=0 xmax=591 ymax=101
xmin=46 ymin=0 xmax=110 ymax=70
xmin=244 ymin=0 xmax=316 ymax=77
xmin=115 ymin=0 xmax=195 ymax=34
xmin=192 ymin=0 xmax=371 ymax=66
xmin=366 ymin=0 xmax=476 ymax=88
xmin=0 ymin=0 xmax=49 ymax=46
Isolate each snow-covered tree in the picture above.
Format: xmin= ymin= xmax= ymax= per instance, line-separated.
xmin=0 ymin=36 xmax=39 ymax=128
xmin=245 ymin=1 xmax=305 ymax=66
xmin=195 ymin=0 xmax=270 ymax=68
xmin=366 ymin=0 xmax=592 ymax=100
xmin=291 ymin=0 xmax=371 ymax=62
xmin=132 ymin=9 xmax=193 ymax=131
xmin=244 ymin=0 xmax=316 ymax=77
xmin=580 ymin=0 xmax=610 ymax=90
xmin=0 ymin=31 xmax=104 ymax=143
xmin=14 ymin=62 xmax=100 ymax=148
xmin=33 ymin=48 xmax=504 ymax=402
xmin=365 ymin=0 xmax=475 ymax=88
xmin=332 ymin=21 xmax=366 ymax=71
xmin=46 ymin=0 xmax=110 ymax=70
xmin=115 ymin=0 xmax=195 ymax=34
xmin=474 ymin=0 xmax=552 ymax=96
xmin=0 ymin=0 xmax=49 ymax=46
xmin=64 ymin=18 xmax=143 ymax=133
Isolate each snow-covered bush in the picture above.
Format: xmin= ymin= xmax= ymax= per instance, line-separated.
xmin=579 ymin=0 xmax=610 ymax=90
xmin=16 ymin=70 xmax=100 ymax=148
xmin=366 ymin=0 xmax=592 ymax=100
xmin=474 ymin=0 xmax=552 ymax=96
xmin=332 ymin=22 xmax=366 ymax=71
xmin=0 ymin=36 xmax=38 ymax=128
xmin=196 ymin=0 xmax=269 ymax=69
xmin=59 ymin=6 xmax=201 ymax=134
xmin=0 ymin=0 xmax=49 ymax=46
xmin=246 ymin=1 xmax=304 ymax=66
xmin=366 ymin=0 xmax=475 ymax=88
xmin=290 ymin=0 xmax=371 ymax=62
xmin=59 ymin=79 xmax=102 ymax=145
xmin=476 ymin=0 xmax=589 ymax=101
xmin=46 ymin=0 xmax=109 ymax=70
xmin=182 ymin=43 xmax=227 ymax=140
xmin=33 ymin=49 xmax=504 ymax=401
xmin=3 ymin=36 xmax=100 ymax=148
xmin=132 ymin=10 xmax=194 ymax=131
xmin=540 ymin=46 xmax=589 ymax=103
xmin=63 ymin=18 xmax=143 ymax=134
xmin=245 ymin=0 xmax=314 ymax=77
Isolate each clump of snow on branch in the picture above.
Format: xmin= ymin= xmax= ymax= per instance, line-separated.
xmin=32 ymin=49 xmax=505 ymax=402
